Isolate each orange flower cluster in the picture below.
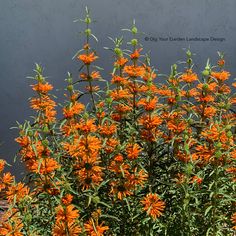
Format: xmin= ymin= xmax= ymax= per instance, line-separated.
xmin=109 ymin=151 xmax=148 ymax=200
xmin=2 ymin=14 xmax=236 ymax=235
xmin=0 ymin=160 xmax=14 ymax=192
xmin=141 ymin=193 xmax=165 ymax=219
xmin=53 ymin=204 xmax=81 ymax=236
xmin=15 ymin=133 xmax=60 ymax=179
xmin=77 ymin=52 xmax=98 ymax=65
xmin=30 ymin=81 xmax=57 ymax=124
xmin=180 ymin=69 xmax=198 ymax=83
xmin=211 ymin=70 xmax=230 ymax=81
xmin=84 ymin=209 xmax=109 ymax=236
xmin=63 ymin=118 xmax=103 ymax=190
xmin=0 ymin=212 xmax=23 ymax=236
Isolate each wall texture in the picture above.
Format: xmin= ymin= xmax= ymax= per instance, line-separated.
xmin=0 ymin=0 xmax=236 ymax=178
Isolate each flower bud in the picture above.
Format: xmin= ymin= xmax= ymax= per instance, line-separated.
xmin=85 ymin=28 xmax=91 ymax=36
xmin=131 ymin=38 xmax=138 ymax=46
xmin=42 ymin=126 xmax=50 ymax=134
xmin=186 ymin=50 xmax=192 ymax=57
xmin=227 ymin=131 xmax=232 ymax=138
xmin=187 ymin=58 xmax=192 ymax=65
xmin=67 ymin=85 xmax=73 ymax=92
xmin=92 ymin=196 xmax=100 ymax=204
xmin=215 ymin=150 xmax=222 ymax=158
xmin=85 ymin=17 xmax=91 ymax=24
xmin=28 ymin=131 xmax=33 ymax=137
xmin=215 ymin=142 xmax=222 ymax=148
xmin=42 ymin=139 xmax=49 ymax=147
xmin=202 ymin=83 xmax=209 ymax=90
xmin=38 ymin=75 xmax=45 ymax=83
xmin=202 ymin=70 xmax=210 ymax=76
xmin=106 ymin=97 xmax=113 ymax=104
xmin=67 ymin=78 xmax=73 ymax=84
xmin=131 ymin=26 xmax=138 ymax=34
xmin=24 ymin=213 xmax=32 ymax=224
xmin=114 ymin=48 xmax=123 ymax=56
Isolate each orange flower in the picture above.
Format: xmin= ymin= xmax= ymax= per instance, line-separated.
xmin=0 ymin=159 xmax=5 ymax=172
xmin=211 ymin=70 xmax=230 ymax=81
xmin=61 ymin=120 xmax=79 ymax=136
xmin=196 ymin=95 xmax=215 ymax=103
xmin=191 ymin=144 xmax=213 ymax=163
xmin=104 ymin=138 xmax=119 ymax=154
xmin=76 ymin=119 xmax=97 ymax=133
xmin=55 ymin=205 xmax=79 ymax=223
xmin=62 ymin=194 xmax=73 ymax=206
xmin=231 ymin=212 xmax=236 ymax=230
xmin=36 ymin=157 xmax=60 ymax=175
xmin=141 ymin=193 xmax=165 ymax=219
xmin=218 ymin=84 xmax=231 ymax=94
xmin=30 ymin=94 xmax=57 ymax=123
xmin=85 ymin=85 xmax=100 ymax=93
xmin=124 ymin=65 xmax=145 ymax=77
xmin=53 ymin=221 xmax=82 ymax=236
xmin=127 ymin=168 xmax=148 ymax=186
xmin=63 ymin=102 xmax=85 ymax=118
xmin=32 ymin=82 xmax=53 ymax=94
xmin=80 ymin=71 xmax=101 ymax=80
xmin=2 ymin=172 xmax=14 ymax=185
xmin=84 ymin=219 xmax=109 ymax=236
xmin=126 ymin=143 xmax=142 ymax=160
xmin=75 ymin=155 xmax=103 ymax=190
xmin=109 ymin=155 xmax=130 ymax=175
xmin=114 ymin=57 xmax=128 ymax=67
xmin=138 ymin=97 xmax=158 ymax=111
xmin=130 ymin=48 xmax=142 ymax=60
xmin=202 ymin=106 xmax=217 ymax=118
xmin=141 ymin=65 xmax=157 ymax=81
xmin=190 ymin=176 xmax=203 ymax=185
xmin=156 ymin=86 xmax=172 ymax=96
xmin=138 ymin=114 xmax=162 ymax=129
xmin=63 ymin=135 xmax=101 ymax=158
xmin=109 ymin=89 xmax=132 ymax=101
xmin=167 ymin=120 xmax=187 ymax=134
xmin=193 ymin=105 xmax=217 ymax=118
xmin=98 ymin=122 xmax=117 ymax=136
xmin=181 ymin=88 xmax=199 ymax=98
xmin=6 ymin=182 xmax=30 ymax=203
xmin=30 ymin=95 xmax=56 ymax=111
xmin=77 ymin=52 xmax=98 ymax=65
xmin=217 ymin=59 xmax=225 ymax=66
xmin=111 ymin=75 xmax=128 ymax=85
xmin=15 ymin=136 xmax=30 ymax=147
xmin=110 ymin=181 xmax=133 ymax=200
xmin=197 ymin=82 xmax=217 ymax=92
xmin=0 ymin=218 xmax=23 ymax=236
xmin=181 ymin=69 xmax=198 ymax=83
xmin=113 ymin=104 xmax=132 ymax=113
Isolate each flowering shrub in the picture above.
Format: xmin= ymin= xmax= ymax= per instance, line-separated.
xmin=0 ymin=7 xmax=236 ymax=236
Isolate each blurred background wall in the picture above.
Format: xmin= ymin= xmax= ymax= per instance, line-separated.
xmin=0 ymin=0 xmax=236 ymax=178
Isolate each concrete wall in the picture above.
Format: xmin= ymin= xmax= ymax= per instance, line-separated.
xmin=0 ymin=0 xmax=236 ymax=178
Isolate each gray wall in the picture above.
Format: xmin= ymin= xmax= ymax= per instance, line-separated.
xmin=1 ymin=0 xmax=236 ymax=178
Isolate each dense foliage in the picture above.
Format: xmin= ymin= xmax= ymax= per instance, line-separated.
xmin=0 ymin=8 xmax=236 ymax=236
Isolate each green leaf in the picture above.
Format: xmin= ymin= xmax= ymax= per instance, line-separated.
xmin=204 ymin=205 xmax=213 ymax=216
xmin=100 ymin=214 xmax=120 ymax=222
